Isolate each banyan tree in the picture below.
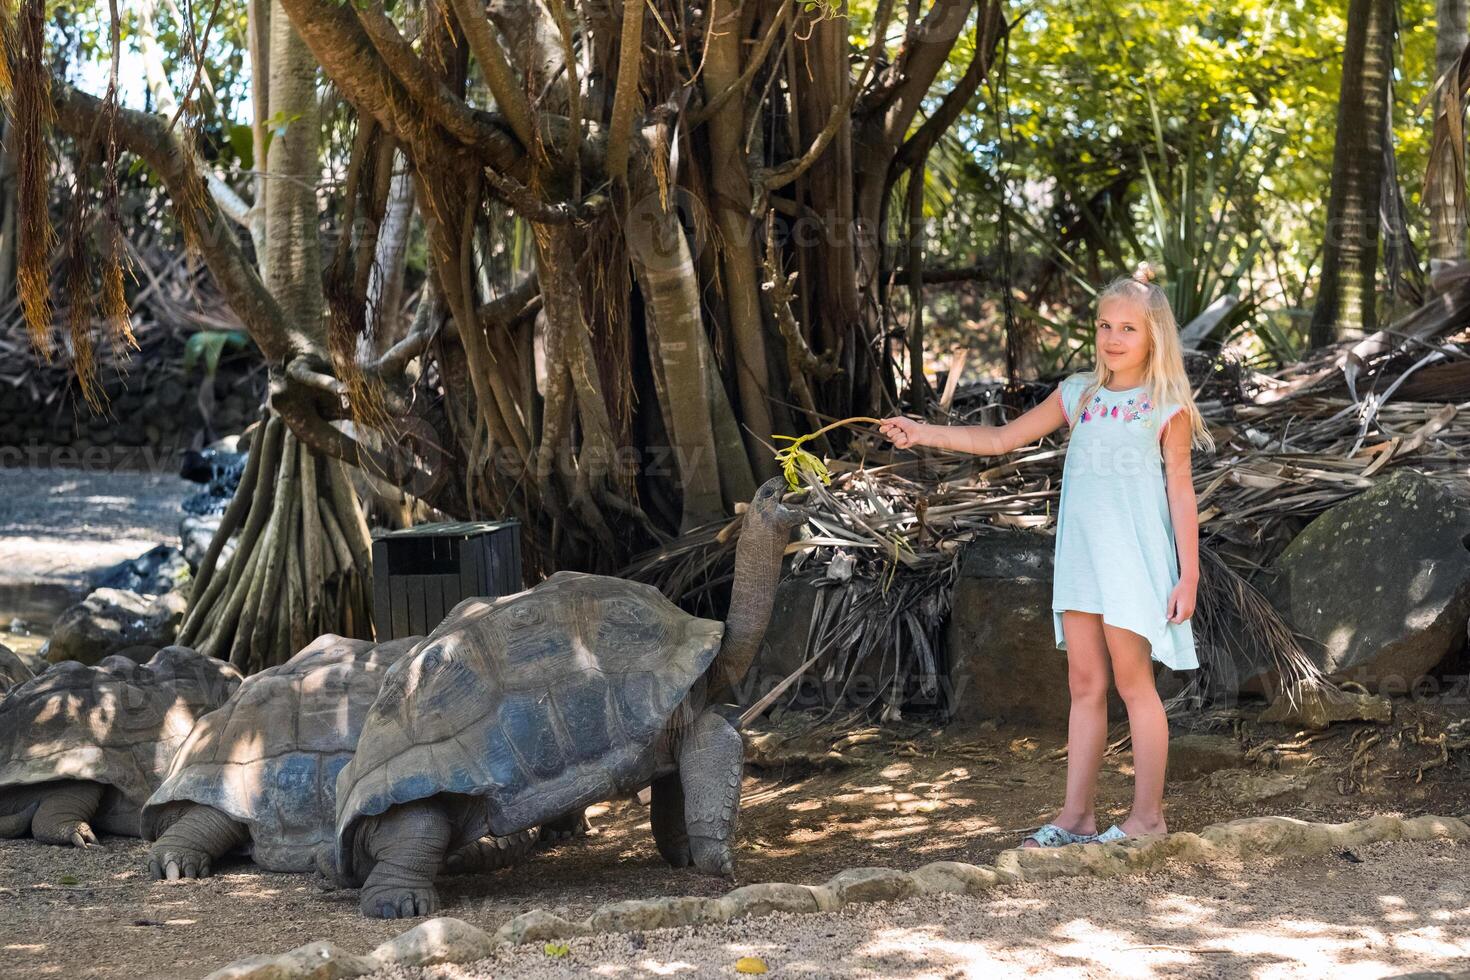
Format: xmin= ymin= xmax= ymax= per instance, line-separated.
xmin=19 ymin=0 xmax=1007 ymax=669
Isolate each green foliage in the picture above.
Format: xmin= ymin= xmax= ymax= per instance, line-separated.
xmin=880 ymin=0 xmax=1439 ymax=372
xmin=182 ymin=329 xmax=250 ymax=383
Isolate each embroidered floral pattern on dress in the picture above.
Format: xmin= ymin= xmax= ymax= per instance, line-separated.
xmin=1078 ymin=391 xmax=1155 ymax=425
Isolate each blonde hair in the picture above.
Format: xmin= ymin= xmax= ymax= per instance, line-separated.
xmin=1075 ymin=262 xmax=1215 ymax=452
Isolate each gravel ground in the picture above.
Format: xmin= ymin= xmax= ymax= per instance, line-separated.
xmin=370 ymin=838 xmax=1470 ymax=980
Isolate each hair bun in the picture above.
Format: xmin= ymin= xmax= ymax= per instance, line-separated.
xmin=1132 ymin=262 xmax=1157 ymax=284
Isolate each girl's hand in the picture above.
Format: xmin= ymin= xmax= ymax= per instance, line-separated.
xmin=880 ymin=416 xmax=926 ymax=449
xmin=1167 ymin=578 xmax=1197 ymax=624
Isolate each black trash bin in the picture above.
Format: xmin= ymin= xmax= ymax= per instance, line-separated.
xmin=371 ymin=520 xmax=523 ymax=640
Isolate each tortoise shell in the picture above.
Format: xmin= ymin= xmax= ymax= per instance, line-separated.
xmin=334 ymin=571 xmax=724 ymax=880
xmin=142 ymin=634 xmax=421 ymax=871
xmin=0 ymin=647 xmax=241 ymax=832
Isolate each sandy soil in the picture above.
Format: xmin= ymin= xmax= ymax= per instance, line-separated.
xmin=370 ymin=837 xmax=1470 ymax=980
xmin=2 ymin=703 xmax=1467 ymax=980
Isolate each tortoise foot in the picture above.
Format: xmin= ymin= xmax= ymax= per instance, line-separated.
xmin=689 ymin=835 xmax=734 ymax=878
xmin=361 ymin=883 xmax=439 ymax=919
xmin=36 ymin=819 xmax=100 ymax=849
xmin=149 ymin=845 xmax=213 ymax=880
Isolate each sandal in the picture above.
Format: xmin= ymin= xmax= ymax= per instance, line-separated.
xmin=1093 ymin=824 xmax=1128 ymax=843
xmin=1020 ymin=822 xmax=1098 ymax=848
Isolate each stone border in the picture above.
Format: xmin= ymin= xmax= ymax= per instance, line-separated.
xmin=205 ymin=812 xmax=1470 ymax=979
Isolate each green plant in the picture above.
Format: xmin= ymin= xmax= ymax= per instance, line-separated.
xmin=182 ymin=329 xmax=250 ymax=385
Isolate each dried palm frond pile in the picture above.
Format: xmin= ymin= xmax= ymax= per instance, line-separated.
xmin=0 ymin=232 xmax=265 ymax=441
xmin=625 ymin=283 xmax=1470 ymax=723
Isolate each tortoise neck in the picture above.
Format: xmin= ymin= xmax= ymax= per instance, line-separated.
xmin=709 ymin=517 xmax=785 ymax=701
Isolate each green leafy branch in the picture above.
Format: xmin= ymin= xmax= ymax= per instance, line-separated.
xmin=772 ymin=416 xmax=884 ymax=490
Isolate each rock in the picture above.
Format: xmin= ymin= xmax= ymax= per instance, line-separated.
xmin=45 ymin=588 xmax=188 ymax=665
xmin=748 ymin=562 xmax=915 ymax=710
xmin=909 ymin=861 xmax=1016 ymax=895
xmin=7 ymin=617 xmax=30 ymax=636
xmin=369 ymin=918 xmax=496 ymax=968
xmin=89 ymin=544 xmax=190 ymax=596
xmin=492 ymin=909 xmax=587 ymax=945
xmin=180 ymin=446 xmax=247 ymax=517
xmin=945 ymin=532 xmax=1128 ymax=727
xmin=200 ymin=811 xmax=1470 ymax=975
xmin=204 ymin=941 xmax=376 ymax=980
xmin=1259 ymin=684 xmax=1393 ymax=731
xmin=721 ymin=882 xmax=821 ymax=919
xmin=753 ymin=570 xmax=819 ymax=683
xmin=1168 ymin=733 xmax=1246 ymax=779
xmin=1259 ymin=469 xmax=1470 ymax=693
xmin=818 ymin=867 xmax=918 ymax=908
xmin=586 ymin=896 xmax=722 ymax=933
xmin=181 ymin=514 xmax=233 ymax=573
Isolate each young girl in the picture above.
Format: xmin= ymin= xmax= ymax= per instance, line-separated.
xmin=880 ymin=263 xmax=1215 ymax=848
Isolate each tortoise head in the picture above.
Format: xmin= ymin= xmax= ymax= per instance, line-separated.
xmin=744 ymin=475 xmax=812 ymax=534
xmin=710 ymin=476 xmax=810 ymax=703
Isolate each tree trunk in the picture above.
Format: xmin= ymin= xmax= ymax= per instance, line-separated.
xmin=181 ymin=0 xmax=374 ymax=671
xmin=1430 ymin=0 xmax=1468 ymax=264
xmin=364 ymin=154 xmax=414 ymax=355
xmin=177 ymin=415 xmax=373 ymax=671
xmin=1311 ymin=0 xmax=1394 ymax=345
xmin=701 ymin=0 xmax=777 ymax=479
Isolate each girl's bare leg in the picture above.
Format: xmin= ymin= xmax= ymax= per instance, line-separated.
xmin=1024 ymin=610 xmax=1109 ymax=847
xmin=1103 ymin=623 xmax=1168 ymax=836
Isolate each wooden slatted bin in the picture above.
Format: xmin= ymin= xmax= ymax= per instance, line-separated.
xmin=371 ymin=520 xmax=523 ymax=640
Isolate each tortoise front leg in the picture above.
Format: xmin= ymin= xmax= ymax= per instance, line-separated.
xmin=149 ymin=804 xmax=251 ymax=880
xmin=32 ymin=780 xmax=105 ymax=848
xmin=358 ymin=800 xmax=451 ymax=919
xmin=678 ymin=710 xmax=743 ymax=878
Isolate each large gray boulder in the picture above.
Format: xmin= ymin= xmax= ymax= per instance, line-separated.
xmin=44 ymin=588 xmax=189 ymax=666
xmin=1260 ymin=469 xmax=1470 ymax=694
xmin=751 ymin=567 xmax=820 ymax=694
xmin=945 ymin=532 xmax=1137 ymax=727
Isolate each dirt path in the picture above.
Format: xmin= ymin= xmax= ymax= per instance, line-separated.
xmin=0 ymin=465 xmax=189 ymax=652
xmin=0 ymin=464 xmax=188 ymax=589
xmin=3 ymin=708 xmax=1467 ymax=979
xmin=368 ymin=837 xmax=1470 ymax=979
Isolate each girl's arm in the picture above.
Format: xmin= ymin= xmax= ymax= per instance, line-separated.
xmin=1161 ymin=413 xmax=1200 ymax=621
xmin=880 ymin=387 xmax=1070 ymax=456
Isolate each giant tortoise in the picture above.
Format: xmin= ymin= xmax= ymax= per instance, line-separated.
xmin=141 ymin=633 xmax=540 ymax=880
xmin=333 ymin=476 xmax=807 ymax=918
xmin=0 ymin=646 xmax=241 ymax=845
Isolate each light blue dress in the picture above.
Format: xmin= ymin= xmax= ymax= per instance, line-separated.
xmin=1052 ymin=373 xmax=1199 ymax=670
